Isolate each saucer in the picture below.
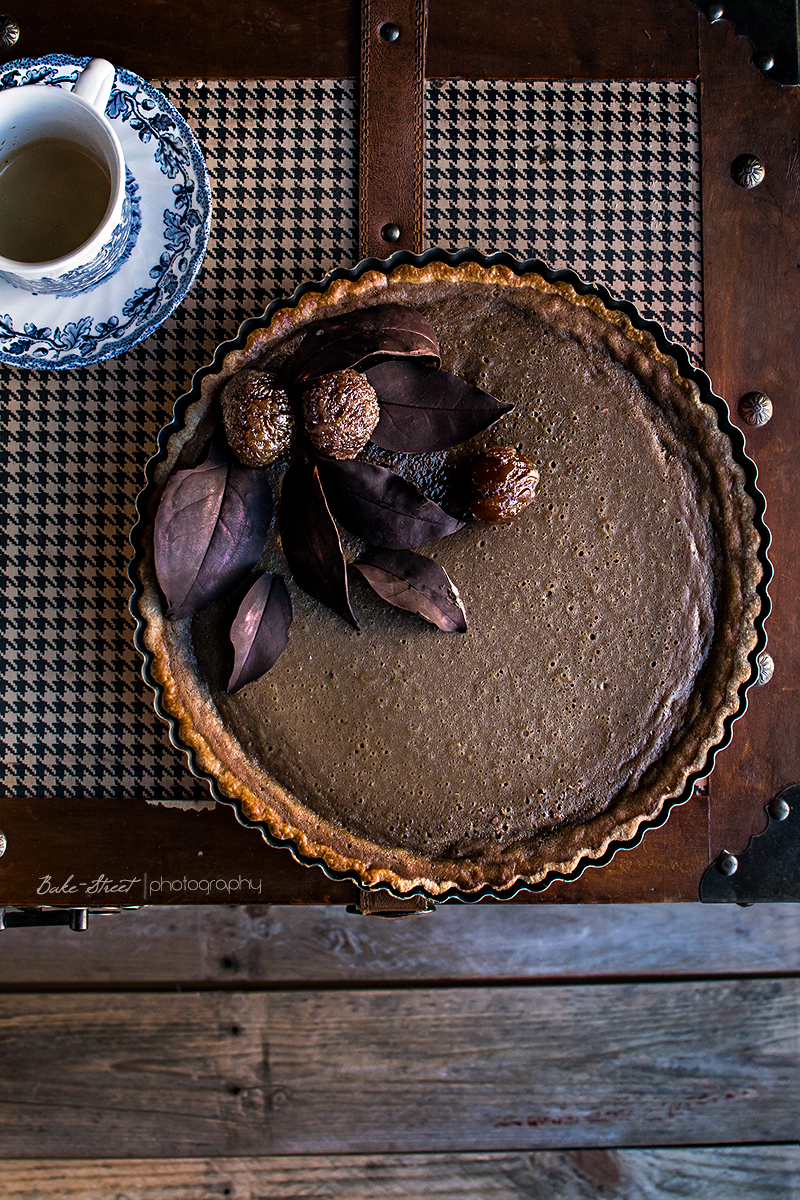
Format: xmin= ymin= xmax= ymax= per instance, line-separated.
xmin=0 ymin=54 xmax=211 ymax=370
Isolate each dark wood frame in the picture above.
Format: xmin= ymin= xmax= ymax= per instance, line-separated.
xmin=1 ymin=0 xmax=797 ymax=906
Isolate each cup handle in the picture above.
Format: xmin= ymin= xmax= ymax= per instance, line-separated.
xmin=71 ymin=58 xmax=116 ymax=114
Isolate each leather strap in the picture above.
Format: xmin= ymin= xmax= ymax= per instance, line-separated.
xmin=359 ymin=0 xmax=427 ymax=259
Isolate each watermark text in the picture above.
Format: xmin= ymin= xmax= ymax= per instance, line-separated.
xmin=37 ymin=873 xmax=141 ymax=897
xmin=35 ymin=872 xmax=263 ymax=901
xmin=147 ymin=875 xmax=262 ymax=897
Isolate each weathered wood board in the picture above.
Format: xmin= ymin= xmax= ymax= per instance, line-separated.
xmin=0 ymin=982 xmax=797 ymax=1156
xmin=1 ymin=903 xmax=799 ymax=986
xmin=0 ymin=1147 xmax=798 ymax=1199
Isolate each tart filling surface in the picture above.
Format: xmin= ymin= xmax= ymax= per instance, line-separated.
xmin=135 ymin=261 xmax=764 ymax=894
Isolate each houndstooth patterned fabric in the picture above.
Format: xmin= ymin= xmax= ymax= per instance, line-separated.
xmin=0 ymin=78 xmax=701 ymax=801
xmin=426 ymin=80 xmax=702 ymax=359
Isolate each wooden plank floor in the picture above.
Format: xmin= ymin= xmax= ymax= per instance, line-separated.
xmin=0 ymin=903 xmax=798 ymax=1197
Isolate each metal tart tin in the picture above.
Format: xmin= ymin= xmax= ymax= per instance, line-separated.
xmin=129 ymin=248 xmax=772 ymax=902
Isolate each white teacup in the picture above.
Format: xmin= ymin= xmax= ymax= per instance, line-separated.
xmin=0 ymin=58 xmax=133 ymax=296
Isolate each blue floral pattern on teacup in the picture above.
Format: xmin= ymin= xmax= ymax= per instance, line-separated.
xmin=0 ymin=55 xmax=211 ymax=368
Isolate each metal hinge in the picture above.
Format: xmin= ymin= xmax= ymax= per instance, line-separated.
xmin=347 ymin=890 xmax=436 ymax=917
xmin=0 ymin=906 xmax=143 ymax=930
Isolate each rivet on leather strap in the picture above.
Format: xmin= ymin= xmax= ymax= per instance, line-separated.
xmin=359 ymin=0 xmax=427 ymax=259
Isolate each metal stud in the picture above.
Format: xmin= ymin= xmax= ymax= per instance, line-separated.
xmin=705 ymin=1 xmax=724 ymax=20
xmin=0 ymin=829 xmax=5 ymax=857
xmin=755 ymin=52 xmax=775 ymax=72
xmin=0 ymin=14 xmax=19 ymax=47
xmin=755 ymin=650 xmax=774 ymax=686
xmin=381 ymin=223 xmax=401 ymax=243
xmin=717 ymin=850 xmax=738 ymax=876
xmin=767 ymin=796 xmax=790 ymax=822
xmin=379 ymin=22 xmax=400 ymax=41
xmin=731 ymin=153 xmax=765 ymax=189
xmin=738 ymin=391 xmax=773 ymax=426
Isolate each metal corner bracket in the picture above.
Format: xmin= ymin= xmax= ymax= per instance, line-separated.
xmin=700 ymin=784 xmax=800 ymax=902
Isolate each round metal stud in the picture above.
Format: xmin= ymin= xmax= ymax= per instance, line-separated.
xmin=0 ymin=829 xmax=6 ymax=857
xmin=379 ymin=21 xmax=400 ymax=41
xmin=755 ymin=650 xmax=774 ymax=686
xmin=705 ymin=1 xmax=724 ymax=20
xmin=731 ymin=153 xmax=765 ymax=189
xmin=767 ymin=796 xmax=790 ymax=822
xmin=755 ymin=52 xmax=775 ymax=72
xmin=0 ymin=14 xmax=19 ymax=47
xmin=738 ymin=391 xmax=773 ymax=426
xmin=717 ymin=850 xmax=738 ymax=876
xmin=381 ymin=223 xmax=401 ymax=243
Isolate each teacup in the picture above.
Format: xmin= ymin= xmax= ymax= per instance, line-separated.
xmin=0 ymin=58 xmax=133 ymax=296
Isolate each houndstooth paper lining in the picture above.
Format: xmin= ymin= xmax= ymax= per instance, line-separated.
xmin=0 ymin=79 xmax=701 ymax=801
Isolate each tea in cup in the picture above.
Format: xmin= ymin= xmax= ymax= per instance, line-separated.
xmin=0 ymin=59 xmax=133 ymax=296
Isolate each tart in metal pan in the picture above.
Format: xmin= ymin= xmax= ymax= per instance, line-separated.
xmin=130 ymin=250 xmax=770 ymax=899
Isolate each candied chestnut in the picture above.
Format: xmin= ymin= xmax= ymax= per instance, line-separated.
xmin=221 ymin=369 xmax=296 ymax=466
xmin=301 ymin=367 xmax=380 ymax=460
xmin=469 ymin=446 xmax=540 ymax=523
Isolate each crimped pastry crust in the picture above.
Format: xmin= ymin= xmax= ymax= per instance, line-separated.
xmin=136 ymin=262 xmax=763 ymax=894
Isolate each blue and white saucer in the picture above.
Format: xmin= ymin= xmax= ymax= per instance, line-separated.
xmin=0 ymin=55 xmax=211 ymax=370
